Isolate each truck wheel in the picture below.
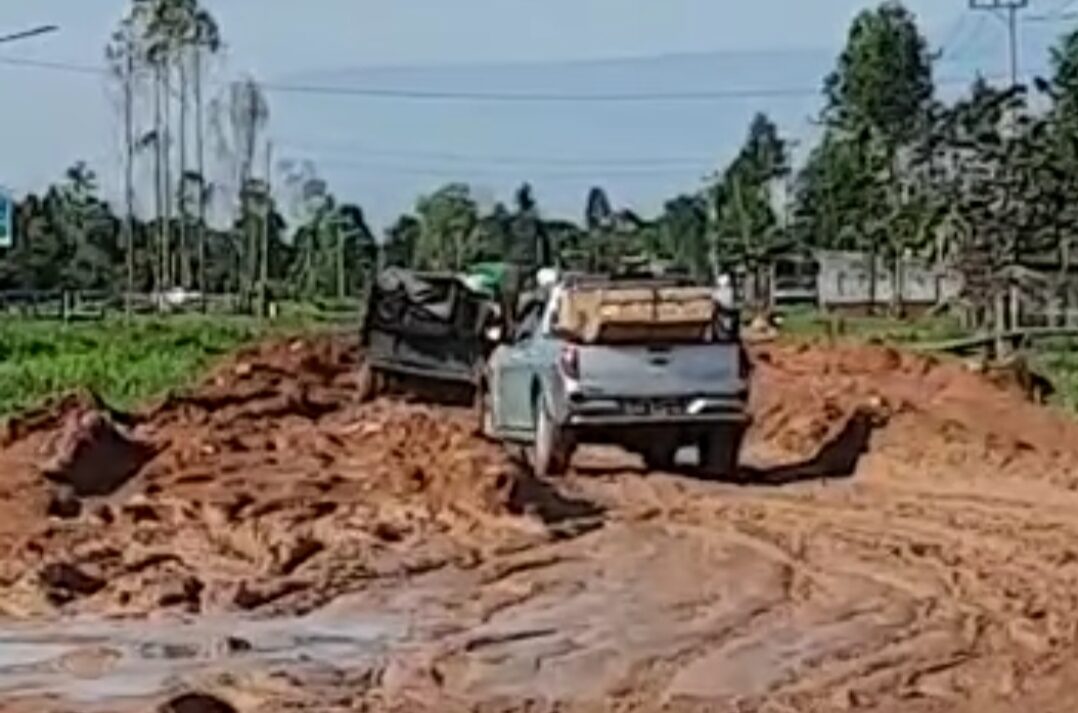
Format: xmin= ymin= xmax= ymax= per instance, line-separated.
xmin=532 ymin=396 xmax=572 ymax=478
xmin=473 ymin=382 xmax=495 ymax=439
xmin=356 ymin=361 xmax=383 ymax=403
xmin=699 ymin=426 xmax=744 ymax=480
xmin=643 ymin=444 xmax=678 ymax=472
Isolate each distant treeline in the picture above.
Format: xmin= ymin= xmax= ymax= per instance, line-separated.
xmin=7 ymin=0 xmax=1078 ymax=325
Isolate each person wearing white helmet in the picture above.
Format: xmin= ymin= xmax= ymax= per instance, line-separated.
xmin=713 ymin=272 xmax=735 ymax=311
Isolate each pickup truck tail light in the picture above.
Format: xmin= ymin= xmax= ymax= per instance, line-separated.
xmin=559 ymin=345 xmax=580 ymax=380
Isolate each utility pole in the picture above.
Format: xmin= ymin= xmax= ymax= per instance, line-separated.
xmin=968 ymin=0 xmax=1029 ymax=89
xmin=969 ymin=0 xmax=1029 ymax=346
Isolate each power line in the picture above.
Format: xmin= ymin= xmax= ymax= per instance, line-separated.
xmin=259 ymin=81 xmax=823 ymax=103
xmin=0 ymin=53 xmax=1030 ymax=103
xmin=0 ymin=55 xmax=105 ymax=75
xmin=258 ymin=75 xmax=1016 ymax=102
xmin=0 ymin=54 xmax=823 ymax=101
xmin=303 ymin=156 xmax=710 ymax=180
xmin=0 ymin=25 xmax=58 ymax=45
xmin=274 ymin=138 xmax=712 ymax=167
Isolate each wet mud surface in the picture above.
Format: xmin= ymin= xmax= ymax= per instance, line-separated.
xmin=2 ymin=336 xmax=1078 ymax=712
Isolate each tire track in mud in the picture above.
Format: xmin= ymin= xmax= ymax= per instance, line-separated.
xmin=565 ymin=461 xmax=1078 ymax=711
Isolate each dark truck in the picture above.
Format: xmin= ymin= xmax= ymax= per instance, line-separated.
xmin=357 ymin=268 xmax=501 ymax=401
xmin=480 ymin=272 xmax=750 ymax=478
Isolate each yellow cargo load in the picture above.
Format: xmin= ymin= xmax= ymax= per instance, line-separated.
xmin=554 ymin=285 xmax=716 ymax=344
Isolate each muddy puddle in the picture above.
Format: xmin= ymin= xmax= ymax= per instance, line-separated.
xmin=0 ymin=611 xmax=402 ymax=702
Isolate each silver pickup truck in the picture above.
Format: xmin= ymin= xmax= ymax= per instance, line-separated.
xmin=478 ymin=275 xmax=751 ymax=478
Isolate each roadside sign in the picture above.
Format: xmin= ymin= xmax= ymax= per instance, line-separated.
xmin=0 ymin=188 xmax=11 ymax=249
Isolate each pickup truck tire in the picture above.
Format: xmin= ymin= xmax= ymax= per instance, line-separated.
xmin=474 ymin=381 xmax=495 ymax=440
xmin=643 ymin=444 xmax=678 ymax=472
xmin=532 ymin=396 xmax=572 ymax=478
xmin=699 ymin=426 xmax=744 ymax=480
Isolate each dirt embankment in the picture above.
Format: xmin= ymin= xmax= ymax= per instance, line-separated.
xmin=0 ymin=338 xmax=550 ymax=621
xmin=2 ymin=337 xmax=1078 ymax=713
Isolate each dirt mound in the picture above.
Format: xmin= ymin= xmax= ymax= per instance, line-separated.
xmin=748 ymin=342 xmax=1078 ymax=486
xmin=0 ymin=390 xmax=123 ymax=448
xmin=0 ymin=336 xmax=536 ymax=620
xmin=40 ymin=406 xmax=154 ymax=498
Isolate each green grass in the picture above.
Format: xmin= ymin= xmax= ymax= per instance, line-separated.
xmin=0 ymin=316 xmax=295 ymax=416
xmin=777 ymin=307 xmax=969 ymax=345
xmin=1030 ymin=337 xmax=1078 ymax=412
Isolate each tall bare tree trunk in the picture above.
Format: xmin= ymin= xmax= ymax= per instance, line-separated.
xmin=244 ymin=100 xmax=259 ymax=312
xmin=162 ymin=64 xmax=174 ymax=290
xmin=195 ymin=47 xmax=207 ymax=305
xmin=153 ymin=63 xmax=165 ymax=294
xmin=337 ymin=223 xmax=346 ymax=300
xmin=178 ymin=51 xmax=190 ymax=288
xmin=124 ymin=47 xmax=136 ymax=319
xmin=260 ymin=140 xmax=272 ymax=317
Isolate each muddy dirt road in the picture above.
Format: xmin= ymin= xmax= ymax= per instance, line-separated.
xmin=2 ymin=336 xmax=1078 ymax=712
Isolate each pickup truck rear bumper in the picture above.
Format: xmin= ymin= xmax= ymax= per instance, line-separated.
xmin=564 ymin=397 xmax=749 ymax=428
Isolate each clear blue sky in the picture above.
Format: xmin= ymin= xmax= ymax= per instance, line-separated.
xmin=0 ymin=1 xmax=1073 ymax=230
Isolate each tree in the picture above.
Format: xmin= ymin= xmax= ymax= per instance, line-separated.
xmin=106 ymin=11 xmax=142 ymax=312
xmin=335 ymin=203 xmax=377 ymax=298
xmin=798 ymin=1 xmax=935 ymax=311
xmin=0 ymin=165 xmax=121 ymax=293
xmin=547 ymin=219 xmax=587 ymax=269
xmin=710 ymin=113 xmax=789 ymax=305
xmin=508 ymin=183 xmax=551 ymax=270
xmin=585 ymin=186 xmax=613 ymax=232
xmin=415 ymin=183 xmax=478 ymax=271
xmin=56 ymin=163 xmax=122 ymax=291
xmin=660 ymin=194 xmax=710 ymax=278
xmin=384 ymin=215 xmax=420 ymax=268
xmin=144 ymin=0 xmax=200 ymax=289
xmin=191 ymin=7 xmax=221 ymax=297
xmin=2 ymin=194 xmax=64 ymax=290
xmin=824 ymin=1 xmax=934 ymax=146
xmin=472 ymin=202 xmax=513 ymax=263
xmin=583 ymin=186 xmax=615 ymax=271
xmin=212 ymin=76 xmax=269 ymax=309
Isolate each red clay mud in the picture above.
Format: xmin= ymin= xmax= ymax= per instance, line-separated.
xmin=2 ymin=336 xmax=1078 ymax=712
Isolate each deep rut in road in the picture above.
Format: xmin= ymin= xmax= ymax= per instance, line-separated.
xmin=2 ymin=337 xmax=1078 ymax=712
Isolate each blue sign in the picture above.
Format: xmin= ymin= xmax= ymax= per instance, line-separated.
xmin=0 ymin=188 xmax=11 ymax=249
